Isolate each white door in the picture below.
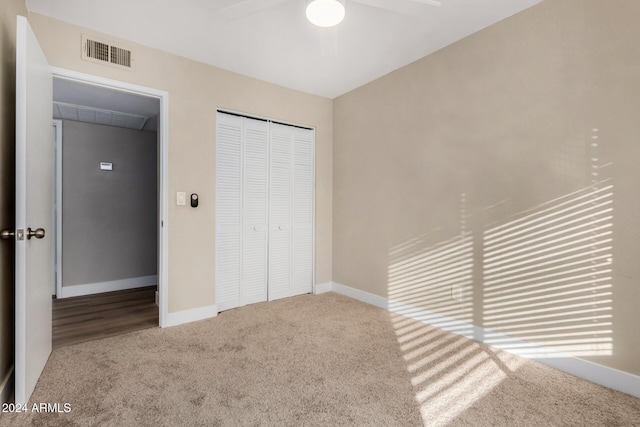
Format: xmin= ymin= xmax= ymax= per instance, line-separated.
xmin=268 ymin=123 xmax=293 ymax=301
xmin=216 ymin=113 xmax=269 ymax=310
xmin=268 ymin=124 xmax=314 ymax=300
xmin=215 ymin=113 xmax=243 ymax=311
xmin=215 ymin=112 xmax=313 ymax=309
xmin=291 ymin=127 xmax=314 ymax=296
xmin=241 ymin=118 xmax=269 ymax=305
xmin=14 ymin=15 xmax=54 ymax=405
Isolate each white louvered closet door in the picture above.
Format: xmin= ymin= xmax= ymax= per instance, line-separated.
xmin=268 ymin=123 xmax=293 ymax=301
xmin=215 ymin=113 xmax=243 ymax=311
xmin=241 ymin=117 xmax=269 ymax=305
xmin=291 ymin=127 xmax=314 ymax=296
xmin=216 ymin=112 xmax=314 ymax=311
xmin=268 ymin=123 xmax=315 ymax=301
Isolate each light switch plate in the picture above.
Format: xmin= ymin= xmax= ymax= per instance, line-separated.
xmin=177 ymin=191 xmax=186 ymax=206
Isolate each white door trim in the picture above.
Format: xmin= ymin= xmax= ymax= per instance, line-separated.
xmin=51 ymin=67 xmax=170 ymax=327
xmin=52 ymin=119 xmax=62 ymax=298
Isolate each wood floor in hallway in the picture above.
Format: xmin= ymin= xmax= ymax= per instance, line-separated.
xmin=52 ymin=286 xmax=158 ymax=349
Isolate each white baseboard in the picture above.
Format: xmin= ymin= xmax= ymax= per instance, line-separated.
xmin=59 ymin=275 xmax=158 ymax=298
xmin=388 ymin=299 xmax=483 ymax=341
xmin=314 ymin=282 xmax=334 ymax=294
xmin=1 ymin=366 xmax=14 ymax=404
xmin=328 ymin=282 xmax=640 ymax=399
xmin=332 ymin=282 xmax=388 ymax=309
xmin=163 ymin=304 xmax=218 ymax=328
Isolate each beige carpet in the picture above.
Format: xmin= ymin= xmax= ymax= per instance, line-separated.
xmin=2 ymin=292 xmax=639 ymax=426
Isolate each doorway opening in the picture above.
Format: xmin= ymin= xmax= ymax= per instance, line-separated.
xmin=50 ymin=69 xmax=169 ymax=345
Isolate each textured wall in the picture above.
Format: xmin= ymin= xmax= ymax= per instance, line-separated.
xmin=61 ymin=120 xmax=157 ymax=287
xmin=333 ymin=0 xmax=640 ymax=375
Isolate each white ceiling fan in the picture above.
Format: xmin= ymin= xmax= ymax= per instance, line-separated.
xmin=220 ymin=0 xmax=442 ymax=27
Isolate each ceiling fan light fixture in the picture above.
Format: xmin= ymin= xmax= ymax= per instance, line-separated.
xmin=306 ymin=0 xmax=346 ymax=28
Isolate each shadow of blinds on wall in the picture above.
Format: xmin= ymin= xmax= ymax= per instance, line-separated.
xmin=482 ymin=179 xmax=614 ymax=357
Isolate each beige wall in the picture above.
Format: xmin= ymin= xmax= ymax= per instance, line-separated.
xmin=28 ymin=13 xmax=333 ymax=313
xmin=333 ymin=0 xmax=640 ymax=376
xmin=0 ymin=0 xmax=27 ymax=393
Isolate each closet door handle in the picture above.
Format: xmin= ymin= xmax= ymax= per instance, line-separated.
xmin=253 ymin=226 xmax=260 ymax=232
xmin=278 ymin=225 xmax=284 ymax=231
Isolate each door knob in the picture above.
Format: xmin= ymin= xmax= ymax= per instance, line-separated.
xmin=0 ymin=229 xmax=14 ymax=240
xmin=27 ymin=227 xmax=45 ymax=240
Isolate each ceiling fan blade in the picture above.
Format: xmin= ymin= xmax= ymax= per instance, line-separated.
xmin=352 ymin=0 xmax=441 ymax=16
xmin=220 ymin=0 xmax=294 ymax=20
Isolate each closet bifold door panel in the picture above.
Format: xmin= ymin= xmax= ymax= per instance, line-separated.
xmin=268 ymin=124 xmax=314 ymax=301
xmin=268 ymin=124 xmax=293 ymax=301
xmin=215 ymin=113 xmax=243 ymax=311
xmin=216 ymin=114 xmax=269 ymax=310
xmin=241 ymin=118 xmax=269 ymax=305
xmin=291 ymin=127 xmax=314 ymax=297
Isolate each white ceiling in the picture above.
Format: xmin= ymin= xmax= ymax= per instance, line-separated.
xmin=27 ymin=0 xmax=541 ymax=99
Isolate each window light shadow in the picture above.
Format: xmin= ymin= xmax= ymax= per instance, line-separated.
xmin=387 ymin=227 xmax=483 ymax=425
xmin=481 ymin=130 xmax=614 ymax=357
xmin=386 ymin=131 xmax=616 ymax=424
xmin=388 ymin=311 xmax=525 ymax=426
xmin=388 ymin=231 xmax=474 ymax=334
